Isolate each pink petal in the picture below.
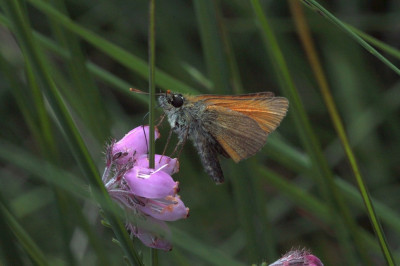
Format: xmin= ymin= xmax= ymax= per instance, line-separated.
xmin=112 ymin=125 xmax=160 ymax=165
xmin=136 ymin=229 xmax=172 ymax=251
xmin=305 ymin=255 xmax=323 ymax=266
xmin=125 ymin=166 xmax=179 ymax=199
xmin=136 ymin=154 xmax=179 ymax=175
xmin=127 ymin=218 xmax=172 ymax=251
xmin=138 ymin=195 xmax=189 ymax=221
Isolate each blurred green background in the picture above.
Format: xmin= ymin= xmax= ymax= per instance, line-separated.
xmin=1 ymin=0 xmax=399 ymax=265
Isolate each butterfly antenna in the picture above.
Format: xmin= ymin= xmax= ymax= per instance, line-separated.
xmin=142 ymin=112 xmax=150 ymax=123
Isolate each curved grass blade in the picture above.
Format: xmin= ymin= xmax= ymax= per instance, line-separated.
xmin=26 ymin=0 xmax=197 ymax=95
xmin=251 ymin=0 xmax=367 ymax=264
xmin=290 ymin=1 xmax=394 ymax=264
xmin=0 ymin=198 xmax=48 ymax=266
xmin=300 ymin=0 xmax=400 ymax=77
xmin=1 ymin=0 xmax=143 ymax=264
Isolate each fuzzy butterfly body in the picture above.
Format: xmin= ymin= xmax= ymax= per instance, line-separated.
xmin=158 ymin=91 xmax=289 ymax=184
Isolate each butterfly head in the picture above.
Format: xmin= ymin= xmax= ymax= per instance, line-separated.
xmin=158 ymin=90 xmax=184 ymax=111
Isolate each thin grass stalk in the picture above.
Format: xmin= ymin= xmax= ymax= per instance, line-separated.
xmin=250 ymin=0 xmax=361 ymax=264
xmin=290 ymin=1 xmax=394 ymax=264
xmin=348 ymin=25 xmax=400 ymax=59
xmin=148 ymin=0 xmax=158 ymax=263
xmin=300 ymin=0 xmax=400 ymax=77
xmin=1 ymin=0 xmax=144 ymax=264
xmin=148 ymin=0 xmax=156 ymax=170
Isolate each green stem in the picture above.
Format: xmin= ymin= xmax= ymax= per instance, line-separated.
xmin=298 ymin=1 xmax=395 ymax=264
xmin=148 ymin=0 xmax=158 ymax=264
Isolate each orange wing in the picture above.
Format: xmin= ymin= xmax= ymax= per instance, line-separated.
xmin=194 ymin=92 xmax=275 ymax=101
xmin=204 ymin=106 xmax=268 ymax=162
xmin=192 ymin=93 xmax=289 ymax=162
xmin=195 ymin=93 xmax=289 ymax=133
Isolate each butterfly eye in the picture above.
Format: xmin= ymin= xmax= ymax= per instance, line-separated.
xmin=171 ymin=94 xmax=184 ymax=108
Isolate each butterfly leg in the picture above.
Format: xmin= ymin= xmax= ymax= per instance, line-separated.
xmin=168 ymin=126 xmax=189 ymax=159
xmin=159 ymin=128 xmax=174 ymax=163
xmin=156 ymin=113 xmax=166 ymax=127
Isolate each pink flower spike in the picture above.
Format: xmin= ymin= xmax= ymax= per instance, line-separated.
xmin=112 ymin=125 xmax=160 ymax=165
xmin=138 ymin=195 xmax=190 ymax=221
xmin=136 ymin=154 xmax=179 ymax=175
xmin=305 ymin=255 xmax=323 ymax=266
xmin=125 ymin=166 xmax=179 ymax=199
xmin=269 ymin=249 xmax=323 ymax=266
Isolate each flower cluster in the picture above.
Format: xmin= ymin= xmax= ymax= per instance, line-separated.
xmin=269 ymin=249 xmax=323 ymax=266
xmin=102 ymin=125 xmax=189 ymax=250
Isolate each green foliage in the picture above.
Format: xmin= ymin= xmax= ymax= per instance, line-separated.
xmin=0 ymin=0 xmax=399 ymax=265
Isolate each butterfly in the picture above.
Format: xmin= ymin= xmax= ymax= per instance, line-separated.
xmin=157 ymin=90 xmax=289 ymax=184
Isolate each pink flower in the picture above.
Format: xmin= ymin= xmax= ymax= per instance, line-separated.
xmin=269 ymin=249 xmax=323 ymax=266
xmin=112 ymin=126 xmax=160 ymax=165
xmin=102 ymin=125 xmax=189 ymax=251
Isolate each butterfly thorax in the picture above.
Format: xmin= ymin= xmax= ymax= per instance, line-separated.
xmin=158 ymin=93 xmax=225 ymax=183
xmin=158 ymin=94 xmax=207 ymax=142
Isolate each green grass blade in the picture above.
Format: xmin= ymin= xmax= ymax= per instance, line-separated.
xmin=300 ymin=0 xmax=400 ymax=77
xmin=148 ymin=0 xmax=158 ymax=264
xmin=0 ymin=199 xmax=48 ymax=266
xmin=47 ymin=0 xmax=110 ymax=142
xmin=291 ymin=1 xmax=394 ymax=264
xmin=193 ymin=0 xmax=230 ymax=92
xmin=26 ymin=0 xmax=197 ymax=94
xmin=1 ymin=0 xmax=143 ymax=264
xmin=0 ymin=197 xmax=26 ymax=266
xmin=348 ymin=25 xmax=400 ymax=60
xmin=251 ymin=0 xmax=367 ymax=264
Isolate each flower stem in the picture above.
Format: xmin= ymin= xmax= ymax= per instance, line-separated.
xmin=148 ymin=0 xmax=156 ymax=169
xmin=148 ymin=0 xmax=158 ymax=264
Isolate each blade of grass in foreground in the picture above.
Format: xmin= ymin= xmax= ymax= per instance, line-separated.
xmin=1 ymin=0 xmax=143 ymax=264
xmin=251 ymin=0 xmax=366 ymax=264
xmin=148 ymin=0 xmax=157 ymax=264
xmin=291 ymin=1 xmax=394 ymax=265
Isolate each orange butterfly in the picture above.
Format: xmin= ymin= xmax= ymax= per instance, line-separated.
xmin=157 ymin=90 xmax=289 ymax=184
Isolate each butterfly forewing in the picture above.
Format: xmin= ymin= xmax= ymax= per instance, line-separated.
xmin=201 ymin=95 xmax=288 ymax=133
xmin=199 ymin=94 xmax=288 ymax=162
xmin=204 ymin=106 xmax=268 ymax=162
